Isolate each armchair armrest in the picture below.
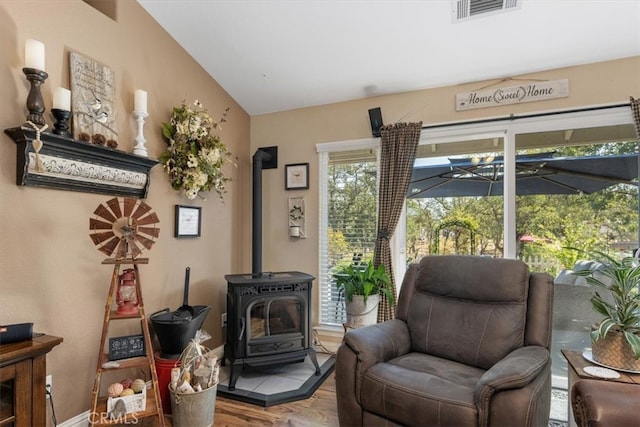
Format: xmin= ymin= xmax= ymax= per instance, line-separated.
xmin=343 ymin=318 xmax=411 ymax=373
xmin=475 ymin=345 xmax=550 ymax=404
xmin=336 ymin=319 xmax=411 ymax=426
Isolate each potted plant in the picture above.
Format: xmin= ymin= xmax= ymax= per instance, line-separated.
xmin=332 ymin=258 xmax=394 ymax=328
xmin=571 ymin=249 xmax=640 ymax=371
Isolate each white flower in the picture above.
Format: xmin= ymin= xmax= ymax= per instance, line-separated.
xmin=176 ymin=122 xmax=188 ymax=135
xmin=205 ymin=148 xmax=221 ymax=164
xmin=189 ymin=116 xmax=201 ymax=135
xmin=187 ymin=154 xmax=198 ymax=168
xmin=185 ymin=187 xmax=198 ymax=200
xmin=192 ymin=170 xmax=208 ymax=187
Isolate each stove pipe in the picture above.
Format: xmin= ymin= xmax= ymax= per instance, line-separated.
xmin=252 ymin=148 xmax=273 ymax=276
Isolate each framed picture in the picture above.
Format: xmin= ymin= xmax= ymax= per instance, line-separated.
xmin=285 ymin=163 xmax=309 ymax=190
xmin=174 ymin=205 xmax=201 ymax=238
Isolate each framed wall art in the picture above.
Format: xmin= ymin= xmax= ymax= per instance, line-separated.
xmin=69 ymin=51 xmax=118 ymax=143
xmin=174 ymin=205 xmax=202 ymax=238
xmin=285 ymin=163 xmax=309 ymax=190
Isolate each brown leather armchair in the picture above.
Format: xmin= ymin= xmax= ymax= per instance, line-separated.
xmin=336 ymin=255 xmax=554 ymax=427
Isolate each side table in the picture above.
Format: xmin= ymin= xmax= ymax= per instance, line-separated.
xmin=561 ymin=349 xmax=640 ymax=427
xmin=0 ymin=334 xmax=63 ymax=426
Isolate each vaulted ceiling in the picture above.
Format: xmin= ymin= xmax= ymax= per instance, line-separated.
xmin=138 ymin=0 xmax=640 ymax=116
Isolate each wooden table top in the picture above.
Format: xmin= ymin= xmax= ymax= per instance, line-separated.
xmin=562 ymin=348 xmax=640 ymax=385
xmin=0 ymin=334 xmax=63 ymax=367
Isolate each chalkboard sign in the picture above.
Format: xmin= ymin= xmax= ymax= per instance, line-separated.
xmin=109 ymin=334 xmax=145 ymax=360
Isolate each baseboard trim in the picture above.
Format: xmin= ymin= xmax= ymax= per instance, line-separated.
xmin=59 ymin=410 xmax=90 ymax=427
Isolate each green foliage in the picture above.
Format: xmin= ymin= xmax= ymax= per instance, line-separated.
xmin=432 ymin=217 xmax=477 ymax=255
xmin=569 ymin=248 xmax=640 ymax=359
xmin=550 ymin=246 xmax=582 ymax=271
xmin=406 ymin=199 xmax=438 ymax=263
xmin=332 ymin=260 xmax=394 ymax=305
xmin=405 ymin=158 xmax=637 ymax=268
xmin=328 ymin=160 xmax=377 ymax=254
xmin=328 ymin=228 xmax=349 ymax=267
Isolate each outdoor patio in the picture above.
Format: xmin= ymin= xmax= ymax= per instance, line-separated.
xmin=551 ymin=281 xmax=600 ymax=386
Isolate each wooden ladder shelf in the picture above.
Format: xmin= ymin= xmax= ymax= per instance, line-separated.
xmin=90 ymin=258 xmax=165 ymax=426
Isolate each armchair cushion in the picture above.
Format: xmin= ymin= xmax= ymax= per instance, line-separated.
xmin=360 ymin=352 xmax=484 ymax=425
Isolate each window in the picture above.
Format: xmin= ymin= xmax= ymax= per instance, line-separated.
xmin=318 ymin=144 xmax=379 ymax=326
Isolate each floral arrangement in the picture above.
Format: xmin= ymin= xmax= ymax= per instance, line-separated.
xmin=160 ymin=100 xmax=232 ymax=200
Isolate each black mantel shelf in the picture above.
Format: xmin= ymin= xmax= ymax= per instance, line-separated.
xmin=4 ymin=126 xmax=158 ymax=198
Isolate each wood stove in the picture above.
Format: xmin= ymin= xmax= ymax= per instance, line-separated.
xmin=223 ymin=147 xmax=320 ymax=391
xmin=223 ymin=271 xmax=320 ymax=390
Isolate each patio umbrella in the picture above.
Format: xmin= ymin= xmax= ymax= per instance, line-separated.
xmin=407 ymin=152 xmax=638 ymax=198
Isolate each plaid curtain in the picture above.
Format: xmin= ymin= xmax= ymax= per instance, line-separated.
xmin=631 ymin=97 xmax=640 ymax=138
xmin=374 ymin=122 xmax=422 ymax=322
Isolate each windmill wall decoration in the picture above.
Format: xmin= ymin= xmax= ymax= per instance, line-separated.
xmin=89 ymin=197 xmax=160 ymax=260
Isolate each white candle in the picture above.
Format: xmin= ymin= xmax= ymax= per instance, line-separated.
xmin=25 ymin=39 xmax=45 ymax=71
xmin=134 ymin=89 xmax=147 ymax=114
xmin=53 ymin=87 xmax=71 ymax=111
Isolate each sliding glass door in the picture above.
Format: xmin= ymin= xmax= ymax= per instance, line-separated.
xmin=408 ymin=105 xmax=638 ymax=388
xmin=317 ymin=104 xmax=637 ymax=389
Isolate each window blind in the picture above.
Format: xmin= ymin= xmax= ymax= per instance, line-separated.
xmin=319 ymin=148 xmax=378 ymax=326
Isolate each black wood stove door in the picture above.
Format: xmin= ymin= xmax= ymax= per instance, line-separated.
xmin=245 ymin=296 xmax=305 ymax=357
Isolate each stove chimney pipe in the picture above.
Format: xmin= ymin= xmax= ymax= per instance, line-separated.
xmin=252 ymin=147 xmax=277 ymax=276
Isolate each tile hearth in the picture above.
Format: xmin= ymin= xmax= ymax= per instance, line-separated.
xmin=217 ymin=352 xmax=335 ymax=406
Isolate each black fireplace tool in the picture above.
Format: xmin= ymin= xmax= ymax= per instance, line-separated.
xmin=174 ymin=267 xmax=194 ymax=320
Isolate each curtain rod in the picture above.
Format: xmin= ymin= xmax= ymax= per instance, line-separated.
xmin=421 ymin=102 xmax=631 ymax=130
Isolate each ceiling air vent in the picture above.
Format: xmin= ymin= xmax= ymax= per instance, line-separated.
xmin=453 ymin=0 xmax=521 ymax=22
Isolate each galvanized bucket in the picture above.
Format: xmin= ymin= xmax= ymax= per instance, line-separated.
xmin=169 ymin=384 xmax=217 ymax=427
xmin=345 ymin=294 xmax=380 ymax=328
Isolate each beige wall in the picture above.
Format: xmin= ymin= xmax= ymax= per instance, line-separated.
xmin=0 ymin=0 xmax=250 ymax=421
xmin=1 ymin=0 xmax=639 ymax=422
xmin=250 ymin=57 xmax=640 ymax=325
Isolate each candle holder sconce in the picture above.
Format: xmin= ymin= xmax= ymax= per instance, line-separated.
xmin=288 ymin=196 xmax=306 ymax=238
xmin=23 ymin=67 xmax=48 ymax=126
xmin=51 ymin=109 xmax=71 ymax=138
xmin=132 ymin=111 xmax=148 ymax=157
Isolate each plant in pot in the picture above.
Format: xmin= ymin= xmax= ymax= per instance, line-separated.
xmin=332 ymin=258 xmax=394 ymax=329
xmin=570 ymin=249 xmax=640 ymax=371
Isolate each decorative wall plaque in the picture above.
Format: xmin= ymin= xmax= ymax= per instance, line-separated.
xmin=288 ymin=196 xmax=306 ymax=238
xmin=69 ymin=51 xmax=118 ymax=142
xmin=456 ymin=79 xmax=569 ymax=111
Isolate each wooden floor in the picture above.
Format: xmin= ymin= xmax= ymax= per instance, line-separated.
xmin=160 ymin=371 xmax=338 ymax=427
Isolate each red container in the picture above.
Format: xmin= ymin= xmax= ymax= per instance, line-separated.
xmin=154 ymin=352 xmax=180 ymax=415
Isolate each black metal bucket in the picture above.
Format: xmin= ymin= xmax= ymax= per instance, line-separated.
xmin=150 ymin=305 xmax=210 ymax=359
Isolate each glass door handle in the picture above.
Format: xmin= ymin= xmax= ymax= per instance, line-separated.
xmin=239 ymin=316 xmax=245 ymax=341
